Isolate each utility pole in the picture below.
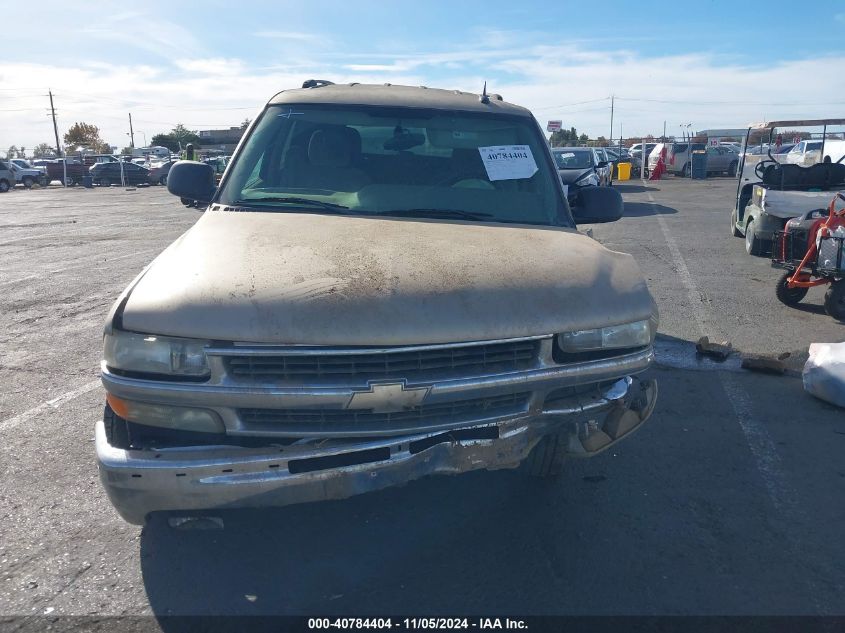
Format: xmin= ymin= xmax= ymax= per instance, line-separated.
xmin=609 ymin=95 xmax=614 ymax=143
xmin=128 ymin=113 xmax=135 ymax=149
xmin=48 ymin=90 xmax=62 ymax=157
xmin=662 ymin=120 xmax=666 ymax=141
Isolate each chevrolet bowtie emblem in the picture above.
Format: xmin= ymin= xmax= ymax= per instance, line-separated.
xmin=346 ymin=381 xmax=432 ymax=413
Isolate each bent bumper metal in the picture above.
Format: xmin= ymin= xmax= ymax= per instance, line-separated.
xmin=97 ymin=374 xmax=658 ymax=525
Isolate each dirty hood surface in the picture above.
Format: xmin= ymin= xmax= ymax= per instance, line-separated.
xmin=122 ymin=211 xmax=656 ymax=345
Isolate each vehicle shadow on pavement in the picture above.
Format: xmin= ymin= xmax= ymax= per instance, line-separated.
xmin=612 ymin=184 xmax=659 ymax=194
xmin=139 ymin=469 xmax=568 ymax=620
xmin=623 ymin=202 xmax=677 ymax=217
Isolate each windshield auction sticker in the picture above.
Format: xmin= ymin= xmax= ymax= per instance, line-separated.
xmin=478 ymin=145 xmax=539 ymax=181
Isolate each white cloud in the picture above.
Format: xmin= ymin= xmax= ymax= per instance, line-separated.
xmin=174 ymin=58 xmax=247 ymax=75
xmin=2 ymin=41 xmax=844 ymax=150
xmin=82 ymin=14 xmax=205 ymax=59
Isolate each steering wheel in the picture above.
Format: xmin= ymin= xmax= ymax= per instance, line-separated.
xmin=437 ymin=173 xmax=495 ymax=189
xmin=755 ymin=159 xmax=777 ymax=179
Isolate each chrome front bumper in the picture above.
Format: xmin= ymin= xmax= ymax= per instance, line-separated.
xmin=97 ymin=375 xmax=657 ymax=524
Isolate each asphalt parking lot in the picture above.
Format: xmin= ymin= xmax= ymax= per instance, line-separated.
xmin=1 ymin=178 xmax=844 ymax=623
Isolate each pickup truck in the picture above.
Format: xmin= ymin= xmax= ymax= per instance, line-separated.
xmin=98 ymin=81 xmax=659 ymax=525
xmin=44 ymin=160 xmax=89 ymax=186
xmin=8 ymin=159 xmax=46 ymax=188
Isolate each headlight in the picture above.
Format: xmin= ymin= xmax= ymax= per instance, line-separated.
xmin=575 ymin=172 xmax=597 ymax=186
xmin=556 ymin=319 xmax=655 ymax=353
xmin=104 ymin=331 xmax=210 ymax=377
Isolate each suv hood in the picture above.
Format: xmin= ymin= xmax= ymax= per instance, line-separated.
xmin=120 ymin=211 xmax=656 ymax=345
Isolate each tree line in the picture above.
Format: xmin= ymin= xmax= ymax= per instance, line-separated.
xmin=8 ymin=118 xmax=251 ymax=159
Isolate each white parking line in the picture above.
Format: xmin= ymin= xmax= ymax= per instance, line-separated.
xmin=0 ymin=379 xmax=101 ymax=433
xmin=650 ymin=191 xmax=790 ymax=506
xmin=649 ymin=190 xmax=834 ymax=612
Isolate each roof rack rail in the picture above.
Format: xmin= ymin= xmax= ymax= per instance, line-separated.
xmin=301 ymin=79 xmax=335 ymax=89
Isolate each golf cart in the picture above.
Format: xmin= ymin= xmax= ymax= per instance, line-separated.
xmin=730 ymin=119 xmax=845 ymax=257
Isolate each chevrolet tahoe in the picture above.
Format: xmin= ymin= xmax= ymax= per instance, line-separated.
xmin=97 ymin=81 xmax=659 ymax=524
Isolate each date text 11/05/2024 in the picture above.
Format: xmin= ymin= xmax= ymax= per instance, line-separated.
xmin=307 ymin=618 xmax=528 ymax=630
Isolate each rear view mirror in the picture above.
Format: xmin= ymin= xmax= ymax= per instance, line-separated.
xmin=384 ymin=131 xmax=426 ymax=152
xmin=571 ymin=186 xmax=623 ymax=224
xmin=167 ymin=161 xmax=216 ymax=207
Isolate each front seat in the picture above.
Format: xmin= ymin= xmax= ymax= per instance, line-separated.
xmin=302 ymin=127 xmax=370 ymax=192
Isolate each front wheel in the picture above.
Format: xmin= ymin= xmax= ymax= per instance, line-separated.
xmin=824 ymin=281 xmax=845 ymax=320
xmin=775 ymin=271 xmax=809 ymax=306
xmin=0 ymin=179 xmax=10 ymax=192
xmin=522 ymin=430 xmax=567 ymax=478
xmin=731 ymin=209 xmax=743 ymax=237
xmin=745 ymin=218 xmax=764 ymax=256
xmin=728 ymin=161 xmax=738 ymax=177
xmin=99 ymin=177 xmax=111 ymax=187
xmin=22 ymin=176 xmax=34 ymax=188
xmin=158 ymin=175 xmax=167 ymax=186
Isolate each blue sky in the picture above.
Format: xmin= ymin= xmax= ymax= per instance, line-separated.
xmin=2 ymin=0 xmax=845 ymax=150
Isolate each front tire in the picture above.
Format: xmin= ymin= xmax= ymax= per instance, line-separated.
xmin=523 ymin=430 xmax=567 ymax=478
xmin=0 ymin=179 xmax=9 ymax=192
xmin=745 ymin=218 xmax=764 ymax=256
xmin=731 ymin=209 xmax=742 ymax=237
xmin=159 ymin=175 xmax=167 ymax=186
xmin=728 ymin=161 xmax=738 ymax=177
xmin=775 ymin=271 xmax=809 ymax=306
xmin=824 ymin=281 xmax=845 ymax=320
xmin=99 ymin=177 xmax=111 ymax=187
xmin=22 ymin=176 xmax=34 ymax=188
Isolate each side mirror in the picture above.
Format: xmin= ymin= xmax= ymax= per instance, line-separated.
xmin=571 ymin=186 xmax=623 ymax=224
xmin=596 ymin=160 xmax=609 ymax=168
xmin=167 ymin=161 xmax=215 ymax=207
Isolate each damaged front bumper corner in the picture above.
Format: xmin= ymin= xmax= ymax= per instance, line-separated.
xmin=96 ymin=376 xmax=657 ymax=524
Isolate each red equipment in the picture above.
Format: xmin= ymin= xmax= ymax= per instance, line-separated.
xmin=772 ymin=192 xmax=845 ymax=320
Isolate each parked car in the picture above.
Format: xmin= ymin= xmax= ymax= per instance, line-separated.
xmin=7 ymin=161 xmax=46 ymax=188
xmin=606 ymin=147 xmax=641 ymax=177
xmin=0 ymin=160 xmax=14 ymax=192
xmin=785 ymin=139 xmax=845 ymax=166
xmin=97 ymin=80 xmax=658 ymax=524
xmin=11 ymin=158 xmax=46 ymax=176
xmin=594 ymin=147 xmax=614 ymax=185
xmin=552 ymin=147 xmax=603 ymax=207
xmin=784 ymin=140 xmax=825 ymax=166
xmin=82 ymin=154 xmax=121 ymax=167
xmin=704 ymin=145 xmax=741 ymax=176
xmin=148 ymin=159 xmax=177 ymax=185
xmin=647 ymin=142 xmax=707 ymax=176
xmin=89 ymin=161 xmax=150 ymax=186
xmin=629 ymin=142 xmax=658 ymax=160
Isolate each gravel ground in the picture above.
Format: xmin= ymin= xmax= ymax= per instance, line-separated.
xmin=0 ymin=179 xmax=843 ymax=625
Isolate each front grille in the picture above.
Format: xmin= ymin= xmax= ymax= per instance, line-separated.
xmin=225 ymin=340 xmax=540 ymax=383
xmin=238 ymin=392 xmax=530 ymax=436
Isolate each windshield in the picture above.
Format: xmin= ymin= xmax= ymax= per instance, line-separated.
xmin=218 ymin=105 xmax=567 ymax=227
xmin=552 ymin=150 xmax=593 ymax=169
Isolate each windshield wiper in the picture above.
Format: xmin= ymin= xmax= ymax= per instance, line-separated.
xmin=375 ymin=208 xmax=494 ymax=221
xmin=232 ymin=197 xmax=350 ymax=211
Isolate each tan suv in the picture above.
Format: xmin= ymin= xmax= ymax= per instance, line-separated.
xmin=97 ymin=81 xmax=659 ymax=524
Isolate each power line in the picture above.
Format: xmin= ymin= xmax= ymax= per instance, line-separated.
xmin=534 ymin=97 xmax=610 ymax=111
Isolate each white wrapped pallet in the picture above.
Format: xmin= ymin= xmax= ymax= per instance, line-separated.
xmin=803 ymin=342 xmax=845 ymax=408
